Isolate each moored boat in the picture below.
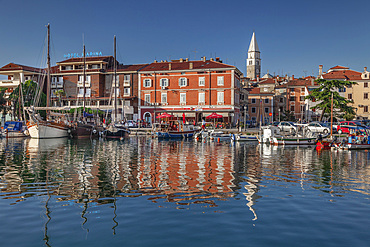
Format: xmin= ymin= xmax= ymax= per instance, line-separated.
xmin=231 ymin=133 xmax=258 ymax=142
xmin=1 ymin=121 xmax=29 ymax=138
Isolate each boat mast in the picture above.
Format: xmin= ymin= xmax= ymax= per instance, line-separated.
xmin=83 ymin=44 xmax=86 ymax=121
xmin=331 ymin=92 xmax=333 ymax=138
xmin=46 ymin=23 xmax=51 ymax=119
xmin=114 ymin=35 xmax=117 ymax=123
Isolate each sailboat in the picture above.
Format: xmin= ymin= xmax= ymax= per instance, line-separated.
xmin=26 ymin=24 xmax=70 ymax=139
xmin=69 ymin=45 xmax=103 ymax=139
xmin=103 ymin=35 xmax=130 ymax=139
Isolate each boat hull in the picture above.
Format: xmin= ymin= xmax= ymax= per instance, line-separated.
xmin=272 ymin=136 xmax=316 ymax=145
xmin=70 ymin=123 xmax=103 ymax=139
xmin=157 ymin=130 xmax=197 ymax=138
xmin=27 ymin=121 xmax=69 ymax=139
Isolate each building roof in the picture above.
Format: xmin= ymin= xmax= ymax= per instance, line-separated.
xmin=259 ymin=78 xmax=275 ymax=84
xmin=0 ymin=63 xmax=44 ymax=73
xmin=246 ymin=87 xmax=274 ymax=95
xmin=322 ymin=68 xmax=362 ymax=80
xmin=57 ymin=56 xmax=115 ymax=64
xmin=139 ymin=59 xmax=236 ymax=72
xmin=248 ymin=32 xmax=259 ymax=52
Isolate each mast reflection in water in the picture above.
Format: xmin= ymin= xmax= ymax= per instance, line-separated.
xmin=1 ymin=138 xmax=370 ymax=246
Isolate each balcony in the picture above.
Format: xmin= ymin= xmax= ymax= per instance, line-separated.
xmin=0 ymin=80 xmax=20 ymax=88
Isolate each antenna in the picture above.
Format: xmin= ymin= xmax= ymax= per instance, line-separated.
xmin=192 ymin=49 xmax=197 ymax=60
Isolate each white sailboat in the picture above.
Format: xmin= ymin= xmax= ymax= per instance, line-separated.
xmin=26 ymin=24 xmax=69 ymax=139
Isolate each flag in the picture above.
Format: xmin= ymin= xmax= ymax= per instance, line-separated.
xmin=182 ymin=113 xmax=186 ymax=124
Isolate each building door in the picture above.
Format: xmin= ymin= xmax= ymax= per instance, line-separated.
xmin=144 ymin=112 xmax=152 ymax=125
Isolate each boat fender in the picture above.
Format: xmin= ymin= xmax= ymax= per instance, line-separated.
xmin=67 ymin=129 xmax=71 ymax=133
xmin=93 ymin=129 xmax=97 ymax=134
xmin=308 ymin=139 xmax=311 ymax=143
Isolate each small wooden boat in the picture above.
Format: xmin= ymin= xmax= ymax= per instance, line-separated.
xmin=271 ymin=136 xmax=317 ymax=145
xmin=231 ymin=134 xmax=258 ymax=142
xmin=209 ymin=130 xmax=231 ymax=142
xmin=332 ymin=135 xmax=370 ymax=150
xmin=154 ymin=121 xmax=200 ymax=139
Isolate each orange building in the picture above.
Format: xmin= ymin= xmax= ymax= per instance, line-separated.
xmin=138 ymin=57 xmax=243 ymax=125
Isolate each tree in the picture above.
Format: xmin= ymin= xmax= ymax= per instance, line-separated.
xmin=280 ymin=110 xmax=296 ymax=122
xmin=0 ymin=88 xmax=9 ymax=121
xmin=305 ymin=79 xmax=357 ymax=121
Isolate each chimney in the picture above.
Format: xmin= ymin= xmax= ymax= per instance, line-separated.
xmin=210 ymin=58 xmax=214 ymax=61
xmin=169 ymin=63 xmax=171 ymax=70
xmin=319 ymin=65 xmax=323 ymax=76
xmin=189 ymin=62 xmax=193 ymax=70
xmin=216 ymin=57 xmax=220 ymax=62
xmin=185 ymin=58 xmax=189 ymax=62
xmin=202 ymin=56 xmax=206 ymax=62
xmin=365 ymin=67 xmax=368 ymax=72
xmin=257 ymin=75 xmax=260 ymax=82
xmin=154 ymin=60 xmax=157 ymax=63
xmin=291 ymin=75 xmax=294 ymax=80
xmin=180 ymin=58 xmax=184 ymax=62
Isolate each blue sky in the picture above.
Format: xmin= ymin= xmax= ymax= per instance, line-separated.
xmin=1 ymin=0 xmax=369 ymax=79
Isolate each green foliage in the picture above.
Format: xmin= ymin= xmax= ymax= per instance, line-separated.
xmin=0 ymin=88 xmax=9 ymax=115
xmin=9 ymin=80 xmax=47 ymax=119
xmin=68 ymin=107 xmax=105 ymax=117
xmin=305 ymin=79 xmax=357 ymax=121
xmin=280 ymin=110 xmax=296 ymax=121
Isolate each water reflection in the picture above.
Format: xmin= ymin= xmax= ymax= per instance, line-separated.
xmin=1 ymin=138 xmax=370 ymax=212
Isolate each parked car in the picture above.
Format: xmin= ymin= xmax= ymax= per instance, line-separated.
xmin=126 ymin=120 xmax=138 ymax=128
xmin=336 ymin=121 xmax=368 ymax=134
xmin=270 ymin=121 xmax=280 ymax=127
xmin=278 ymin=121 xmax=297 ymax=133
xmin=304 ymin=122 xmax=330 ymax=134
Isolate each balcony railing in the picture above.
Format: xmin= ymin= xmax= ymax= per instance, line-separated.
xmin=0 ymin=80 xmax=20 ymax=87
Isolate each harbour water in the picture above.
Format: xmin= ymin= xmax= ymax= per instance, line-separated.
xmin=0 ymin=137 xmax=369 ymax=246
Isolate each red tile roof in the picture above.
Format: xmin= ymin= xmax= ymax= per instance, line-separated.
xmin=329 ymin=65 xmax=349 ymax=70
xmin=259 ymin=78 xmax=275 ymax=84
xmin=0 ymin=63 xmax=44 ymax=73
xmin=139 ymin=60 xmax=235 ymax=72
xmin=246 ymin=87 xmax=274 ymax=95
xmin=322 ymin=69 xmax=362 ymax=80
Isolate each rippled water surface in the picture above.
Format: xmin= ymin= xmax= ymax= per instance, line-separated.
xmin=1 ymin=137 xmax=369 ymax=246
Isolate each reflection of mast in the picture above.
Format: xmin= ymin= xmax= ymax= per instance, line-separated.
xmin=43 ymin=168 xmax=51 ymax=247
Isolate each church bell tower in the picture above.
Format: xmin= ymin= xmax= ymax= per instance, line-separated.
xmin=246 ymin=32 xmax=261 ymax=79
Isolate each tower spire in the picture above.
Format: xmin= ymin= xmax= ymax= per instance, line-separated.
xmin=246 ymin=32 xmax=261 ymax=80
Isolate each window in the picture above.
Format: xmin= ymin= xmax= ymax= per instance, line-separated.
xmin=264 ymin=98 xmax=269 ymax=104
xmin=365 ymin=106 xmax=369 ymax=113
xmin=124 ymin=88 xmax=130 ymax=96
xmin=124 ymin=75 xmax=130 ymax=82
xmin=290 ymin=96 xmax=295 ymax=101
xmin=348 ymin=93 xmax=352 ymax=100
xmin=161 ymin=93 xmax=167 ymax=103
xmin=180 ymin=93 xmax=186 ymax=103
xmin=198 ymin=92 xmax=205 ymax=103
xmin=91 ymin=64 xmax=100 ymax=69
xmin=144 ymin=79 xmax=152 ymax=87
xmin=264 ymin=107 xmax=269 ymax=113
xmin=365 ymin=93 xmax=368 ymax=99
xmin=145 ymin=94 xmax=151 ymax=104
xmin=179 ymin=77 xmax=187 ymax=87
xmin=290 ymin=106 xmax=295 ymax=111
xmin=160 ymin=78 xmax=169 ymax=87
xmin=217 ymin=76 xmax=224 ymax=86
xmin=199 ymin=77 xmax=205 ymax=86
xmin=251 ymin=98 xmax=256 ymax=104
xmin=85 ymin=88 xmax=91 ymax=97
xmin=78 ymin=75 xmax=91 ymax=82
xmin=300 ymin=96 xmax=305 ymax=101
xmin=251 ymin=107 xmax=256 ymax=113
xmin=339 ymin=87 xmax=346 ymax=92
xmin=365 ymin=82 xmax=368 ymax=88
xmin=217 ymin=91 xmax=224 ymax=104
